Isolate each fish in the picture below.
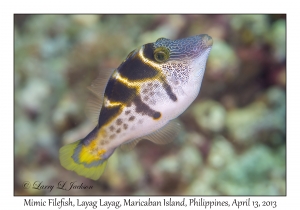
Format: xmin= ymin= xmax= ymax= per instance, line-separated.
xmin=59 ymin=34 xmax=213 ymax=180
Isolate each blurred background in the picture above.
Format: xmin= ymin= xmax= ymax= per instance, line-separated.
xmin=14 ymin=14 xmax=286 ymax=196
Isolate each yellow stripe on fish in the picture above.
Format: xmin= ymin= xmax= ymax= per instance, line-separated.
xmin=59 ymin=34 xmax=213 ymax=180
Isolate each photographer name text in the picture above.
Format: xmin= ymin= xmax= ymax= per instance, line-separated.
xmin=23 ymin=181 xmax=93 ymax=192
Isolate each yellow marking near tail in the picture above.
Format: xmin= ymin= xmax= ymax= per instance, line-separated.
xmin=59 ymin=140 xmax=108 ymax=180
xmin=78 ymin=140 xmax=106 ymax=164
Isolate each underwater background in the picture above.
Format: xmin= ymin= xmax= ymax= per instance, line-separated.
xmin=14 ymin=14 xmax=286 ymax=195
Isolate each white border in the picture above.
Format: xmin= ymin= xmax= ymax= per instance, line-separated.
xmin=2 ymin=1 xmax=296 ymax=209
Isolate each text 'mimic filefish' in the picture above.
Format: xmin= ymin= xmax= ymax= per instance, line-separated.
xmin=59 ymin=34 xmax=213 ymax=180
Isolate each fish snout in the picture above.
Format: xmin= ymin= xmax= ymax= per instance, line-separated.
xmin=200 ymin=34 xmax=213 ymax=48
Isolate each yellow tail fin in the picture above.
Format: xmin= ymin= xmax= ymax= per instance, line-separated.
xmin=59 ymin=140 xmax=108 ymax=180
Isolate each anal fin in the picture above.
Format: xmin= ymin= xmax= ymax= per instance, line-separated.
xmin=120 ymin=139 xmax=141 ymax=151
xmin=120 ymin=120 xmax=181 ymax=151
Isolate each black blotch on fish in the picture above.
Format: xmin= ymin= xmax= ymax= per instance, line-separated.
xmin=123 ymin=124 xmax=128 ymax=130
xmin=109 ymin=134 xmax=116 ymax=140
xmin=109 ymin=125 xmax=115 ymax=132
xmin=133 ymin=96 xmax=161 ymax=120
xmin=98 ymin=105 xmax=121 ymax=130
xmin=125 ymin=110 xmax=131 ymax=115
xmin=143 ymin=43 xmax=155 ymax=61
xmin=162 ymin=81 xmax=177 ymax=102
xmin=153 ymin=112 xmax=161 ymax=119
xmin=82 ymin=126 xmax=98 ymax=145
xmin=105 ymin=77 xmax=136 ymax=103
xmin=116 ymin=128 xmax=121 ymax=133
xmin=118 ymin=45 xmax=158 ymax=81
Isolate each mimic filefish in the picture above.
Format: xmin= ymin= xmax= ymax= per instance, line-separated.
xmin=59 ymin=34 xmax=213 ymax=180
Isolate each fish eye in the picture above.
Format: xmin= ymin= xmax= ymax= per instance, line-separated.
xmin=154 ymin=47 xmax=170 ymax=63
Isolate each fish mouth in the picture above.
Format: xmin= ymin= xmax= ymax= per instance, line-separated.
xmin=190 ymin=34 xmax=213 ymax=73
xmin=182 ymin=34 xmax=213 ymax=60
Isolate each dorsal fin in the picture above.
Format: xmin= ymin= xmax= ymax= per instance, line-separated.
xmin=120 ymin=120 xmax=181 ymax=151
xmin=85 ymin=93 xmax=102 ymax=124
xmin=85 ymin=69 xmax=115 ymax=124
